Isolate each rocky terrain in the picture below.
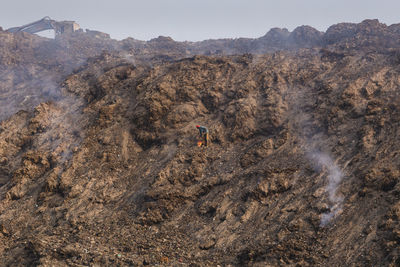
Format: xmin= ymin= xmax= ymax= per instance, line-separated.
xmin=0 ymin=19 xmax=400 ymax=266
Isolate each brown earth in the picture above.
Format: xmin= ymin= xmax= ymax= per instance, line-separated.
xmin=0 ymin=20 xmax=400 ymax=266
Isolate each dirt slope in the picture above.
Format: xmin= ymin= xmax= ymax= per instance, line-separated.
xmin=0 ymin=20 xmax=400 ymax=266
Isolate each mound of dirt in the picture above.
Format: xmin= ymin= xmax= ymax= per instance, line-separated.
xmin=1 ymin=20 xmax=400 ymax=266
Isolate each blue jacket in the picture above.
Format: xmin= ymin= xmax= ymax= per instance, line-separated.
xmin=197 ymin=126 xmax=208 ymax=135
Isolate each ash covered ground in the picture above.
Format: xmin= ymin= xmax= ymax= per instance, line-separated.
xmin=0 ymin=19 xmax=400 ymax=266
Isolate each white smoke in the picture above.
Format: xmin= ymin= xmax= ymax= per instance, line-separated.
xmin=288 ymin=86 xmax=346 ymax=227
xmin=0 ymin=67 xmax=62 ymax=122
xmin=308 ymin=151 xmax=344 ymax=227
xmin=119 ymin=52 xmax=137 ymax=66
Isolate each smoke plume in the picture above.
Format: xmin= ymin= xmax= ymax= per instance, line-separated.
xmin=308 ymin=151 xmax=344 ymax=227
xmin=288 ymin=86 xmax=346 ymax=227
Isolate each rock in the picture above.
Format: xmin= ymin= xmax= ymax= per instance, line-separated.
xmin=0 ymin=224 xmax=9 ymax=236
xmin=324 ymin=22 xmax=358 ymax=45
xmin=199 ymin=238 xmax=216 ymax=250
xmin=364 ymin=169 xmax=399 ymax=191
xmin=289 ymin=25 xmax=323 ymax=47
xmin=257 ymin=28 xmax=290 ymax=48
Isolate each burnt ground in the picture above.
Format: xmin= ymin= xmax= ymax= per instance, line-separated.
xmin=0 ymin=20 xmax=400 ymax=266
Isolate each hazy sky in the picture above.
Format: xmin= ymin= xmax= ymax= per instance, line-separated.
xmin=1 ymin=0 xmax=400 ymax=41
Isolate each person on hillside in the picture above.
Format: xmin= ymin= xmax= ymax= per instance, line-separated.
xmin=196 ymin=125 xmax=209 ymax=147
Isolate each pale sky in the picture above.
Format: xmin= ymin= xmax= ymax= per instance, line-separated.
xmin=1 ymin=0 xmax=399 ymax=41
